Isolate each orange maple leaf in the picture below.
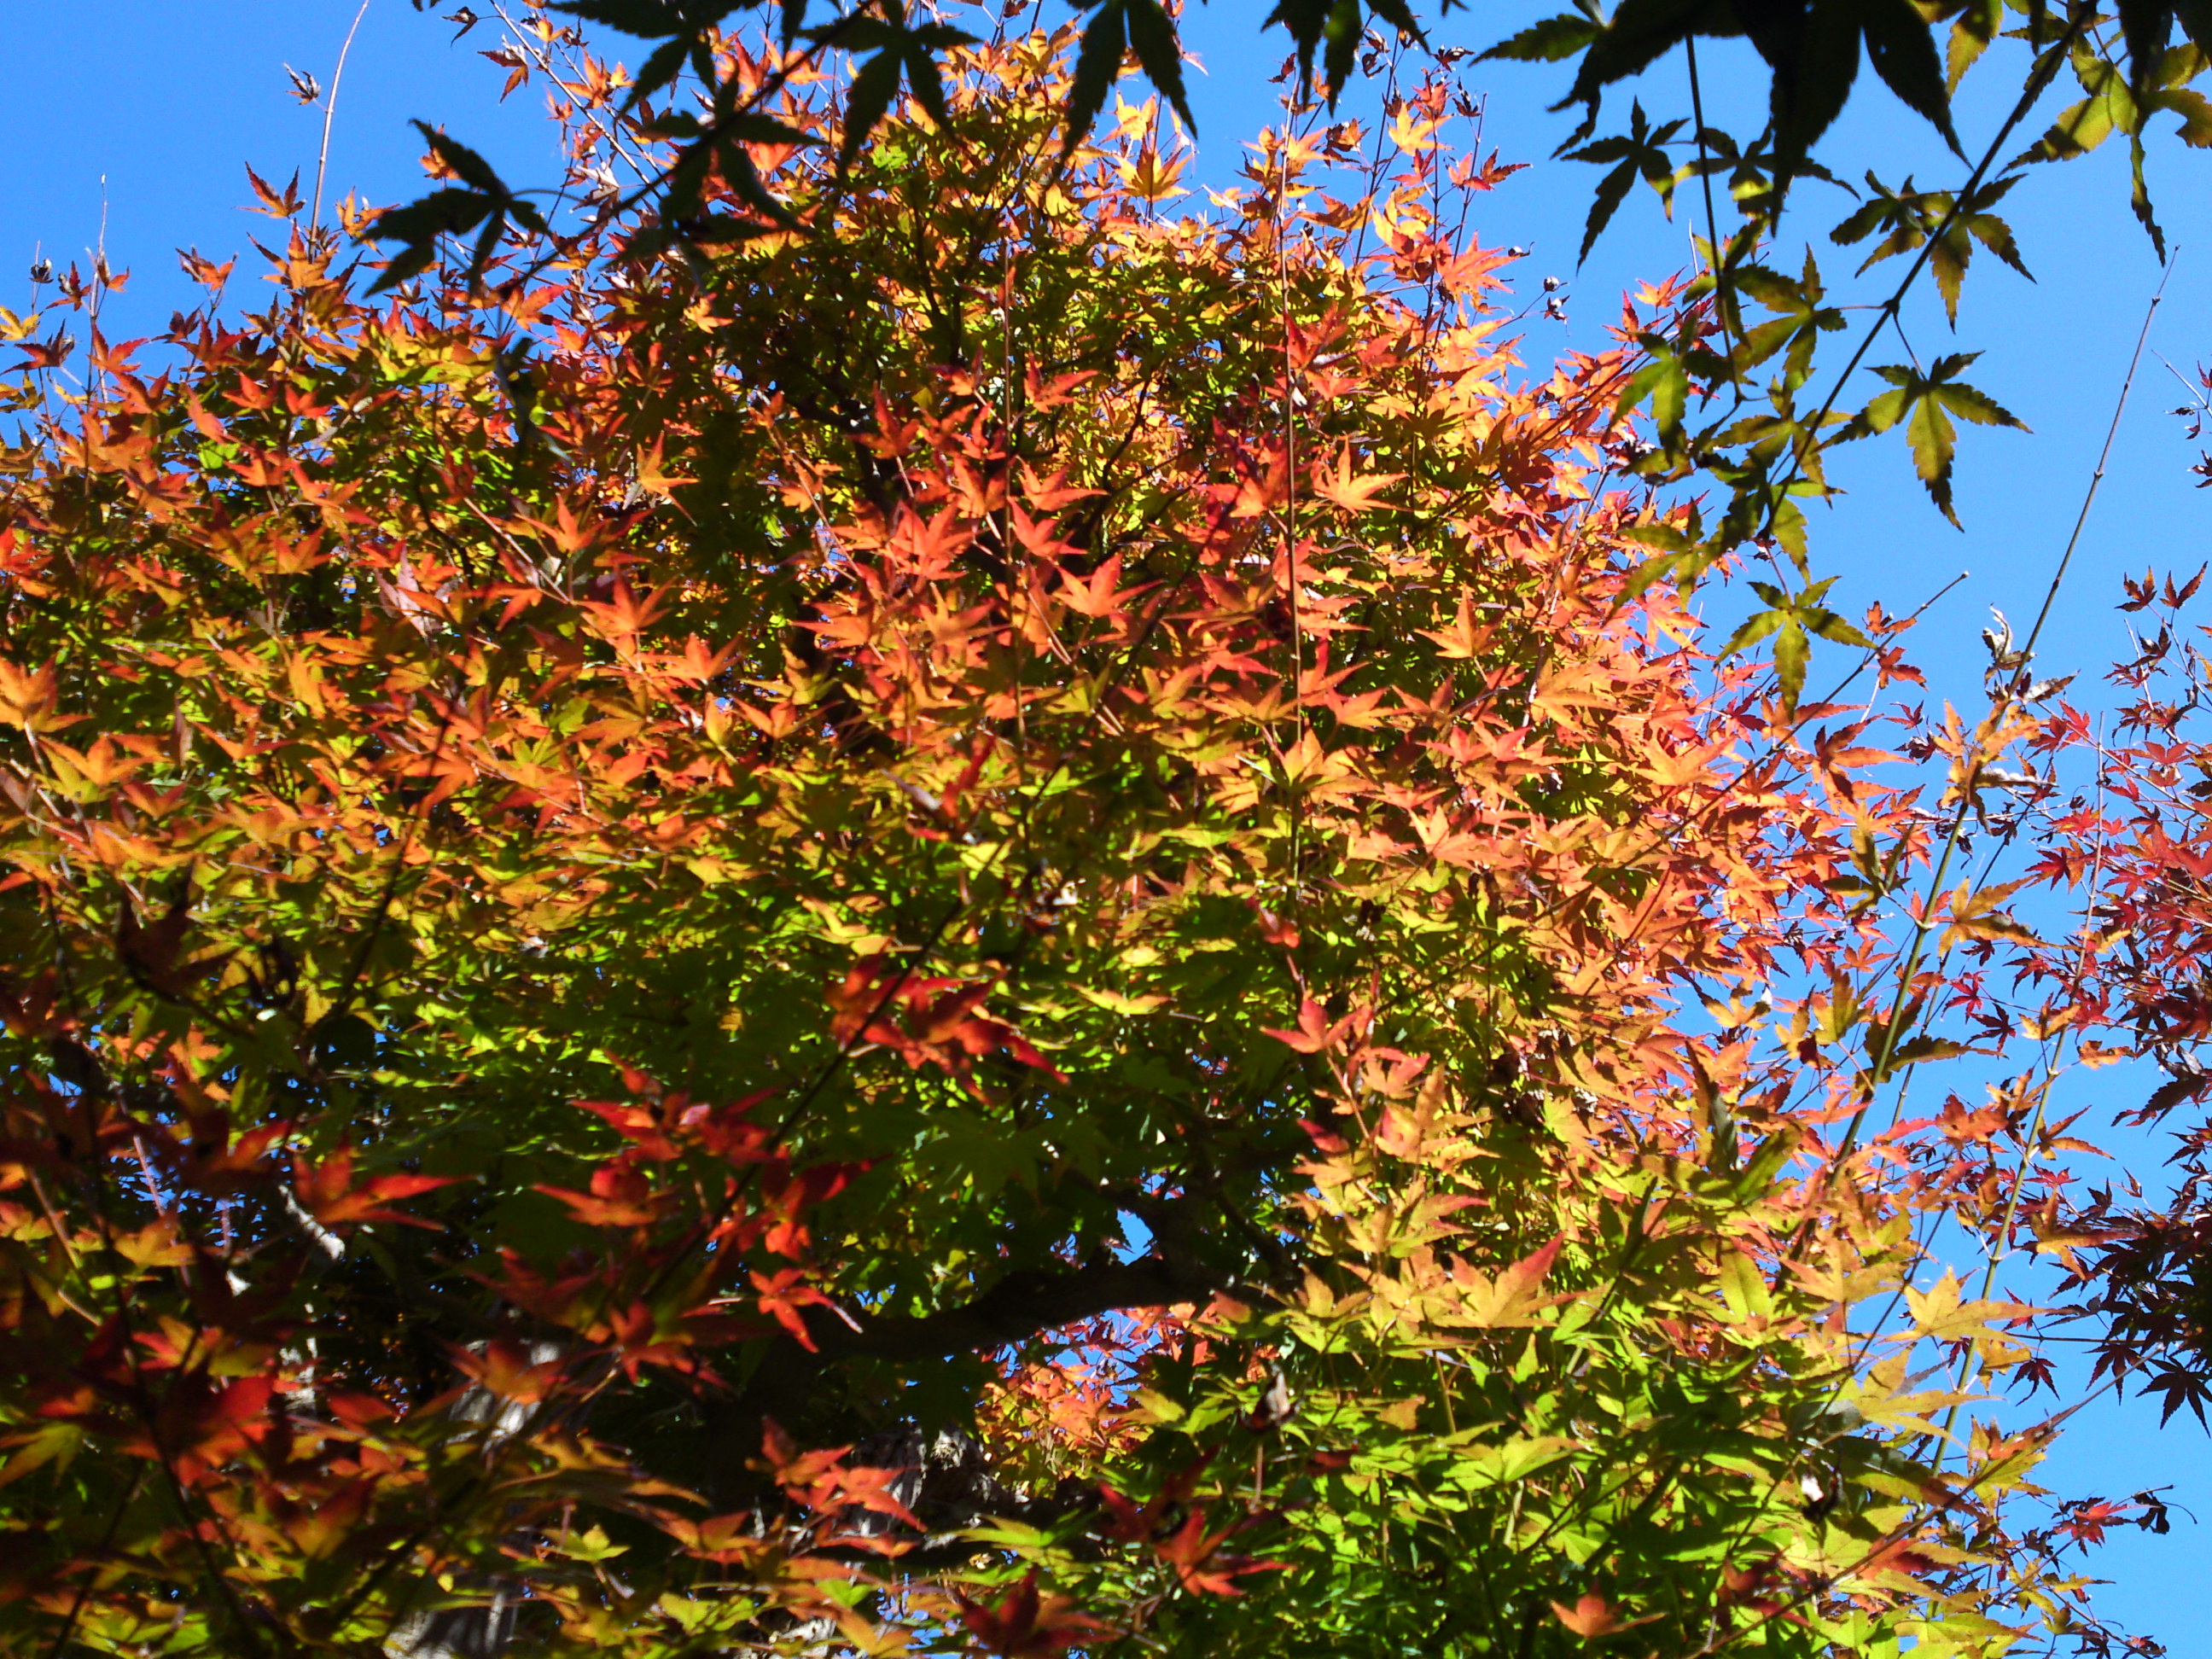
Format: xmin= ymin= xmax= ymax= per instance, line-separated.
xmin=1550 ymin=1592 xmax=1657 ymax=1639
xmin=1312 ymin=448 xmax=1404 ymax=514
xmin=1262 ymin=998 xmax=1360 ymax=1055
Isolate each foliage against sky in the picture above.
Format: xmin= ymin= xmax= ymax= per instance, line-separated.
xmin=4 ymin=8 xmax=2212 ymax=1659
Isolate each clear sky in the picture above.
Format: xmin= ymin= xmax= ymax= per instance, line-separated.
xmin=4 ymin=1 xmax=2209 ymax=1644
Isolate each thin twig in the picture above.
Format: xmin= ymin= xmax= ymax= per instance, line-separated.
xmin=313 ymin=0 xmax=375 ymax=230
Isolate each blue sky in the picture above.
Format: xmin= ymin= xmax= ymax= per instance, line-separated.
xmin=5 ymin=0 xmax=2209 ymax=1644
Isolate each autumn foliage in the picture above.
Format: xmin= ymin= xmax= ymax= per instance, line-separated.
xmin=0 ymin=14 xmax=2168 ymax=1659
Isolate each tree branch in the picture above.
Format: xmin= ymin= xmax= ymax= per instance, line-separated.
xmin=813 ymin=1249 xmax=1234 ymax=1367
xmin=693 ymin=1203 xmax=1254 ymax=1505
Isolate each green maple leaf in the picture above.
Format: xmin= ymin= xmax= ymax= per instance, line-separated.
xmin=1732 ymin=251 xmax=1845 ymax=391
xmin=1676 ymin=125 xmax=1848 ymax=223
xmin=1842 ymin=352 xmax=2027 ymax=526
xmin=2016 ymin=42 xmax=2138 ymax=167
xmin=1611 ymin=329 xmax=1691 ymax=446
xmin=1830 ymin=173 xmax=2031 ymax=323
xmin=1720 ymin=577 xmax=1874 ymax=711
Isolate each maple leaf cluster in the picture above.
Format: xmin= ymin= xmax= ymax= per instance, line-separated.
xmin=0 ymin=14 xmax=2150 ymax=1659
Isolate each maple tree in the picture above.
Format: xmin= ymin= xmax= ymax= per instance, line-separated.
xmin=0 ymin=15 xmax=2170 ymax=1659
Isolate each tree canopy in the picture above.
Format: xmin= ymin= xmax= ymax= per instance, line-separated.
xmin=2 ymin=12 xmax=2209 ymax=1659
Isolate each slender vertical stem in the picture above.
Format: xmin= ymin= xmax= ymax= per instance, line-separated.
xmin=1684 ymin=38 xmax=1726 ymax=326
xmin=314 ymin=0 xmax=375 ymax=230
xmin=1278 ymin=114 xmax=1307 ymax=907
xmin=2019 ymin=256 xmax=2172 ymax=661
xmin=85 ymin=180 xmax=109 ymax=396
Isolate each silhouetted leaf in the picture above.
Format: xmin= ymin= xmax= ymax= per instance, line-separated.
xmin=1552 ymin=0 xmax=1955 ymax=209
xmin=841 ymin=47 xmax=905 ymax=169
xmin=1861 ymin=0 xmax=1960 ymax=148
xmin=1564 ymin=102 xmax=1682 ymax=264
xmin=817 ymin=2 xmax=974 ymax=164
xmin=1767 ymin=0 xmax=1862 ymax=189
xmin=1562 ymin=0 xmax=1732 ymax=109
xmin=1266 ymin=0 xmax=1369 ymax=102
xmin=1366 ymin=0 xmax=1429 ymax=48
xmin=1064 ymin=0 xmax=1194 ymax=146
xmin=632 ymin=36 xmax=695 ymax=105
xmin=1481 ymin=9 xmax=1603 ymax=63
xmin=2184 ymin=0 xmax=2212 ymax=53
xmin=669 ymin=212 xmax=786 ymax=244
xmin=370 ymin=186 xmax=496 ymax=247
xmin=1067 ymin=0 xmax=1127 ymax=146
xmin=412 ymin=119 xmax=510 ymax=197
xmin=1123 ymin=0 xmax=1195 ymax=131
xmin=365 ymin=187 xmax=494 ymax=293
xmin=2116 ymin=0 xmax=2177 ymax=93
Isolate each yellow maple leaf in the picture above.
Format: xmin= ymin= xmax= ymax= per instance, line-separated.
xmin=635 ymin=439 xmax=694 ymax=498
